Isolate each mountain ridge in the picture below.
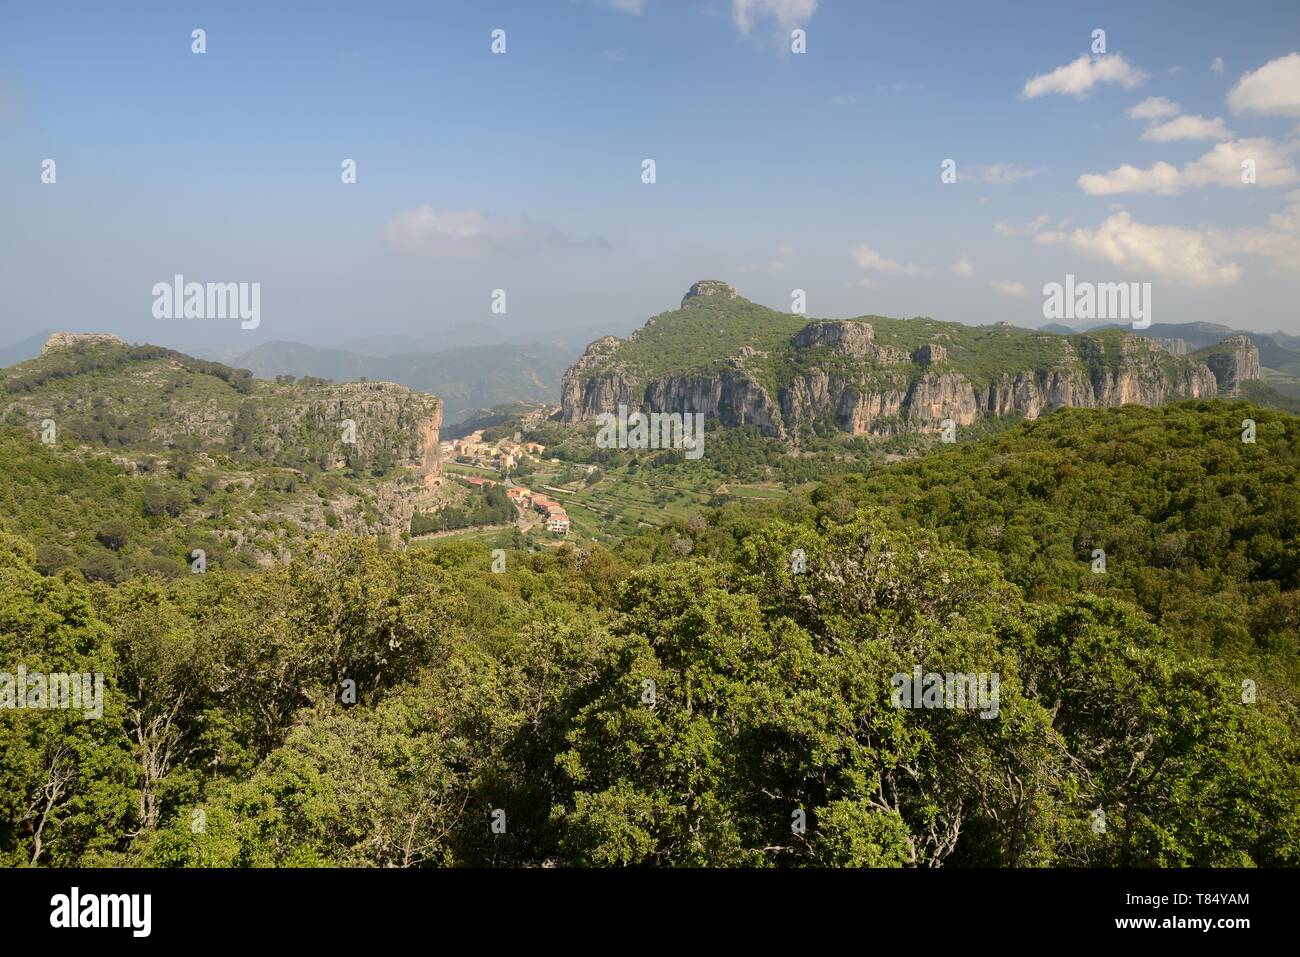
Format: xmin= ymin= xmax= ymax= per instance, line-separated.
xmin=560 ymin=282 xmax=1261 ymax=439
xmin=230 ymin=339 xmax=574 ymax=425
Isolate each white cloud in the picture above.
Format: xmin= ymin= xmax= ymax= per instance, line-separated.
xmin=1213 ymin=189 xmax=1300 ymax=271
xmin=1211 ymin=56 xmax=1224 ymax=76
xmin=1078 ymin=138 xmax=1299 ymax=195
xmin=1020 ymin=54 xmax=1147 ymax=99
xmin=989 ymin=280 xmax=1028 ymax=297
xmin=603 ymin=0 xmax=644 ymax=13
xmin=951 ymin=256 xmax=975 ymax=277
xmin=733 ymin=0 xmax=817 ymax=35
xmin=850 ymin=242 xmax=926 ymax=276
xmin=1051 ymin=212 xmax=1241 ymax=287
xmin=964 ymin=163 xmax=1040 ymax=184
xmin=1127 ymin=96 xmax=1180 ymax=120
xmin=830 ymin=93 xmax=861 ymax=106
xmin=383 ymin=206 xmax=605 ymax=257
xmin=995 ymin=215 xmax=1052 ymax=238
xmin=1140 ymin=114 xmax=1232 ymax=142
xmin=844 ymin=277 xmax=879 ymax=290
xmin=1228 ymin=52 xmax=1300 ymax=117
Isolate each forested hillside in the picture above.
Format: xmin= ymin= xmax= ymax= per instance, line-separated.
xmin=3 ymin=399 xmax=1297 ymax=868
xmin=0 ymin=339 xmax=447 ymax=575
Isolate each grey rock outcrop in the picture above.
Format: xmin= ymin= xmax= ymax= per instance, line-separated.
xmin=559 ymin=284 xmax=1255 ymax=440
xmin=1202 ymin=336 xmax=1260 ymax=396
xmin=41 ymin=332 xmax=125 ymax=354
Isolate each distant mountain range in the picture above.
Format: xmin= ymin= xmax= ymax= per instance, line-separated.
xmin=0 ymin=331 xmax=576 ymax=426
xmin=227 ymin=340 xmax=576 ymax=425
xmin=7 ymin=306 xmax=1299 ymax=425
xmin=1038 ymin=320 xmax=1300 ymax=398
xmin=334 ymin=320 xmax=635 ymax=357
xmin=0 ymin=329 xmax=54 ymax=367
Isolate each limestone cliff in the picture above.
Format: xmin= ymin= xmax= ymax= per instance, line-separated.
xmin=11 ymin=336 xmax=442 ymax=478
xmin=1196 ymin=335 xmax=1260 ymax=397
xmin=559 ymin=282 xmax=1255 ymax=439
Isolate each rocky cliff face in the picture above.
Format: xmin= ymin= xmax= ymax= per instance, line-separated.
xmin=13 ymin=337 xmax=443 ymax=478
xmin=290 ymin=381 xmax=442 ymax=478
xmin=790 ymin=320 xmax=910 ymax=363
xmin=560 ymin=285 xmax=1257 ymax=440
xmin=11 ymin=338 xmax=449 ymax=552
xmin=1201 ymin=335 xmax=1260 ymax=397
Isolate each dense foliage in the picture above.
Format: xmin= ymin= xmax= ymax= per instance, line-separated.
xmin=3 ymin=398 xmax=1298 ymax=867
xmin=411 ymin=484 xmax=515 ymax=535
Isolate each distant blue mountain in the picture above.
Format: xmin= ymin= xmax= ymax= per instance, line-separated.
xmin=229 ymin=340 xmax=577 ymax=425
xmin=0 ymin=330 xmax=53 ymax=367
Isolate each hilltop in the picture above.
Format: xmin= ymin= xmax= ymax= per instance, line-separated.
xmin=561 ymin=282 xmax=1265 ymax=439
xmin=0 ymin=334 xmax=447 ymax=577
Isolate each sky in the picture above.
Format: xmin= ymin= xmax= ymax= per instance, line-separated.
xmin=3 ymin=0 xmax=1299 ymax=357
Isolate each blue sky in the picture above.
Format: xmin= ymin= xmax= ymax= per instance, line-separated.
xmin=3 ymin=0 xmax=1299 ymax=354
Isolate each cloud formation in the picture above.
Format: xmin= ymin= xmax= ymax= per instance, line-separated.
xmin=1078 ymin=138 xmax=1299 ymax=195
xmin=963 ymin=163 xmax=1040 ymax=185
xmin=1228 ymin=52 xmax=1300 ymax=117
xmin=1139 ymin=114 xmax=1232 ymax=142
xmin=1020 ymin=54 xmax=1147 ymax=99
xmin=988 ymin=280 xmax=1027 ymax=297
xmin=1127 ymin=96 xmax=1180 ymax=120
xmin=850 ymin=242 xmax=927 ymax=276
xmin=384 ymin=206 xmax=606 ymax=257
xmin=1036 ymin=211 xmax=1241 ymax=287
xmin=994 ymin=215 xmax=1054 ymax=238
xmin=1213 ymin=189 xmax=1300 ymax=271
xmin=733 ymin=0 xmax=817 ymax=35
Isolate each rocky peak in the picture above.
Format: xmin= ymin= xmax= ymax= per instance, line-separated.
xmin=681 ymin=280 xmax=738 ymax=307
xmin=41 ymin=332 xmax=125 ymax=354
xmin=1202 ymin=335 xmax=1261 ymax=396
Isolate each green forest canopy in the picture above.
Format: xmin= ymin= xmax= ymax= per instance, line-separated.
xmin=1 ymin=398 xmax=1297 ymax=867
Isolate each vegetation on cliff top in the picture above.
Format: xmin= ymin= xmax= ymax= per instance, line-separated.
xmin=576 ymin=288 xmax=1207 ymax=395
